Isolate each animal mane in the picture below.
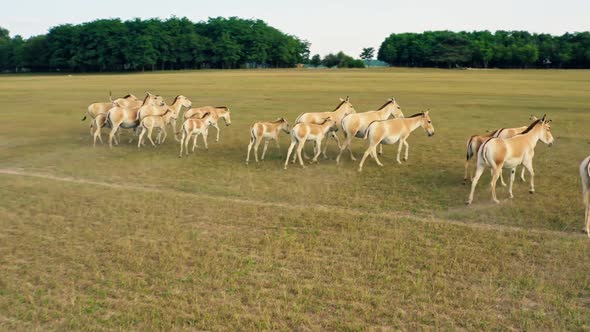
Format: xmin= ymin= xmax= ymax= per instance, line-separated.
xmin=332 ymin=100 xmax=346 ymax=111
xmin=408 ymin=112 xmax=425 ymax=118
xmin=273 ymin=118 xmax=285 ymax=123
xmin=214 ymin=106 xmax=229 ymax=110
xmin=319 ymin=118 xmax=331 ymax=125
xmin=376 ymin=99 xmax=394 ymax=111
xmin=123 ymin=94 xmax=132 ymax=99
xmin=141 ymin=94 xmax=150 ymax=106
xmin=172 ymin=95 xmax=180 ymax=105
xmin=519 ymin=119 xmax=541 ymax=134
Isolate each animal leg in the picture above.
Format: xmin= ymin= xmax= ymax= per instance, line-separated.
xmin=284 ymin=140 xmax=296 ymax=170
xmin=147 ymin=127 xmax=156 ymax=147
xmin=138 ymin=127 xmax=146 ymax=148
xmin=371 ymin=145 xmax=383 ymax=167
xmin=490 ymin=166 xmax=502 ymax=204
xmin=378 ymin=144 xmax=383 ymax=155
xmin=396 ymin=139 xmax=404 ymax=164
xmin=403 ymin=139 xmax=409 ymax=161
xmin=179 ymin=132 xmax=185 ymax=157
xmin=160 ymin=128 xmax=167 ymax=144
xmin=261 ymin=141 xmax=270 ymax=160
xmin=192 ymin=134 xmax=198 ymax=152
xmin=466 ymin=164 xmax=485 ymax=204
xmin=246 ymin=137 xmax=255 ymax=164
xmin=520 ymin=166 xmax=527 ymax=182
xmin=213 ymin=123 xmax=220 ymax=142
xmin=508 ymin=168 xmax=516 ymax=198
xmin=108 ymin=122 xmax=120 ymax=148
xmin=312 ymin=139 xmax=322 ymax=163
xmin=296 ymin=142 xmax=306 ymax=168
xmin=523 ymin=161 xmax=535 ymax=193
xmin=358 ymin=143 xmax=378 ymax=172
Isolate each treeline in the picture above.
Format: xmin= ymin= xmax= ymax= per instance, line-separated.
xmin=0 ymin=17 xmax=310 ymax=72
xmin=309 ymin=51 xmax=365 ymax=68
xmin=378 ymin=30 xmax=590 ymax=68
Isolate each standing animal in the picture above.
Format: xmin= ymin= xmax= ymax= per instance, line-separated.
xmin=464 ymin=115 xmax=539 ymax=185
xmin=336 ymin=97 xmax=404 ymax=164
xmin=183 ymin=106 xmax=232 ymax=142
xmin=466 ymin=115 xmax=554 ymax=205
xmin=246 ymin=118 xmax=291 ymax=164
xmin=178 ymin=112 xmax=215 ymax=157
xmin=295 ymin=97 xmax=356 ymax=159
xmin=105 ymin=93 xmax=165 ymax=147
xmin=580 ymin=155 xmax=590 ymax=237
xmin=358 ymin=112 xmax=435 ymax=172
xmin=92 ymin=112 xmax=120 ymax=147
xmin=284 ymin=117 xmax=337 ymax=169
xmin=82 ymin=94 xmax=138 ymax=137
xmin=137 ymin=110 xmax=172 ymax=148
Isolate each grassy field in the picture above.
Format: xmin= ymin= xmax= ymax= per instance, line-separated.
xmin=1 ymin=68 xmax=589 ymax=330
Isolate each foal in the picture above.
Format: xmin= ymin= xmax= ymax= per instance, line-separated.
xmin=178 ymin=112 xmax=214 ymax=157
xmin=137 ymin=110 xmax=171 ymax=148
xmin=358 ymin=112 xmax=435 ymax=172
xmin=246 ymin=118 xmax=291 ymax=164
xmin=284 ymin=117 xmax=337 ymax=169
xmin=580 ymin=155 xmax=590 ymax=237
xmin=466 ymin=116 xmax=554 ymax=204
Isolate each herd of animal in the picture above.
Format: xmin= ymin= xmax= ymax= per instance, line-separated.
xmin=83 ymin=93 xmax=590 ymax=237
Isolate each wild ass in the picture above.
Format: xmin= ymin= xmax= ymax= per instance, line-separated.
xmin=106 ymin=93 xmax=165 ymax=147
xmin=284 ymin=117 xmax=337 ymax=169
xmin=246 ymin=118 xmax=291 ymax=164
xmin=464 ymin=115 xmax=539 ymax=185
xmin=137 ymin=110 xmax=172 ymax=148
xmin=358 ymin=112 xmax=435 ymax=172
xmin=579 ymin=155 xmax=590 ymax=237
xmin=336 ymin=97 xmax=404 ymax=163
xmin=137 ymin=95 xmax=192 ymax=143
xmin=184 ymin=106 xmax=232 ymax=142
xmin=178 ymin=112 xmax=215 ymax=157
xmin=82 ymin=94 xmax=138 ymax=136
xmin=466 ymin=116 xmax=554 ymax=205
xmin=295 ymin=97 xmax=356 ymax=158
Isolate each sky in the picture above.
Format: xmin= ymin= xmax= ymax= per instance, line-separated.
xmin=2 ymin=0 xmax=589 ymax=57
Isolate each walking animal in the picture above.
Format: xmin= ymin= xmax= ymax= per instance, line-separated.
xmin=336 ymin=97 xmax=404 ymax=164
xmin=358 ymin=112 xmax=435 ymax=172
xmin=137 ymin=110 xmax=172 ymax=148
xmin=137 ymin=95 xmax=192 ymax=143
xmin=178 ymin=112 xmax=215 ymax=157
xmin=106 ymin=93 xmax=165 ymax=147
xmin=183 ymin=106 xmax=232 ymax=142
xmin=284 ymin=117 xmax=337 ymax=169
xmin=466 ymin=115 xmax=554 ymax=205
xmin=580 ymin=155 xmax=590 ymax=237
xmin=295 ymin=97 xmax=356 ymax=159
xmin=246 ymin=118 xmax=291 ymax=164
xmin=464 ymin=115 xmax=539 ymax=185
xmin=83 ymin=94 xmax=138 ymax=137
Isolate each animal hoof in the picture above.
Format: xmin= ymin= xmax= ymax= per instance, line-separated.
xmin=403 ymin=157 xmax=408 ymax=161
xmin=493 ymin=199 xmax=500 ymax=204
xmin=529 ymin=189 xmax=535 ymax=194
xmin=501 ymin=183 xmax=507 ymax=187
xmin=465 ymin=200 xmax=472 ymax=205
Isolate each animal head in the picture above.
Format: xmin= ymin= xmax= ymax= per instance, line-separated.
xmin=539 ymin=114 xmax=554 ymax=146
xmin=219 ymin=107 xmax=231 ymax=126
xmin=337 ymin=96 xmax=356 ymax=115
xmin=385 ymin=97 xmax=404 ymax=118
xmin=277 ymin=117 xmax=290 ymax=133
xmin=175 ymin=95 xmax=192 ymax=108
xmin=420 ymin=111 xmax=435 ymax=137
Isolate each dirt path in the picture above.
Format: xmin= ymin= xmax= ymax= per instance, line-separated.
xmin=0 ymin=168 xmax=582 ymax=239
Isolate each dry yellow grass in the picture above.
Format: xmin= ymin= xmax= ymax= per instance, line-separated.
xmin=1 ymin=68 xmax=589 ymax=330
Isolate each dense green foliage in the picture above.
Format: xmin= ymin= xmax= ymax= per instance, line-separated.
xmin=321 ymin=51 xmax=365 ymax=68
xmin=378 ymin=30 xmax=590 ymax=68
xmin=0 ymin=17 xmax=310 ymax=72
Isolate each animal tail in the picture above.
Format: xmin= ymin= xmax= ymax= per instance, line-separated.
xmin=250 ymin=125 xmax=256 ymax=143
xmin=466 ymin=135 xmax=476 ymax=161
xmin=480 ymin=138 xmax=493 ymax=167
xmin=81 ymin=115 xmax=87 ymax=121
xmin=340 ymin=114 xmax=350 ymax=138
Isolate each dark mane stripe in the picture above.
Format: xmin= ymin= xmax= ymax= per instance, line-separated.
xmin=376 ymin=99 xmax=394 ymax=111
xmin=332 ymin=100 xmax=346 ymax=111
xmin=489 ymin=129 xmax=500 ymax=137
xmin=141 ymin=94 xmax=149 ymax=106
xmin=214 ymin=106 xmax=229 ymax=110
xmin=520 ymin=119 xmax=541 ymax=134
xmin=408 ymin=112 xmax=425 ymax=118
xmin=172 ymin=95 xmax=180 ymax=105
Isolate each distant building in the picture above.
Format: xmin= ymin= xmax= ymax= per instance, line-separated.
xmin=363 ymin=60 xmax=389 ymax=67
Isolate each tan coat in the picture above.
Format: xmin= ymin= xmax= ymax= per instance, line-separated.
xmin=246 ymin=118 xmax=290 ymax=164
xmin=184 ymin=106 xmax=231 ymax=142
xmin=580 ymin=156 xmax=590 ymax=237
xmin=284 ymin=118 xmax=337 ymax=169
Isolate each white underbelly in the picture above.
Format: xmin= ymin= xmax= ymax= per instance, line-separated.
xmin=380 ymin=135 xmax=400 ymax=145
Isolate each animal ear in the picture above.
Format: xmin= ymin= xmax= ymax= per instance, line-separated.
xmin=541 ymin=114 xmax=546 ymax=122
xmin=390 ymin=97 xmax=395 ymax=101
xmin=424 ymin=111 xmax=429 ymax=115
xmin=345 ymin=96 xmax=349 ymax=101
xmin=339 ymin=98 xmax=344 ymax=102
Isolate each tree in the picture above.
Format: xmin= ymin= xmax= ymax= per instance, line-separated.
xmin=310 ymin=54 xmax=321 ymax=67
xmin=360 ymin=47 xmax=375 ymax=66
